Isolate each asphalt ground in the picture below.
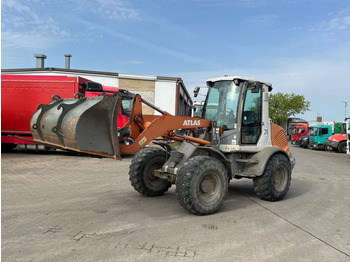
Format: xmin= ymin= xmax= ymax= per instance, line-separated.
xmin=1 ymin=144 xmax=350 ymax=261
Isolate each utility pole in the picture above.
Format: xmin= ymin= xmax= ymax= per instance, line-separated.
xmin=341 ymin=101 xmax=347 ymax=119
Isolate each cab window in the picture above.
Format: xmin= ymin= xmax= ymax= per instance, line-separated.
xmin=241 ymin=85 xmax=262 ymax=144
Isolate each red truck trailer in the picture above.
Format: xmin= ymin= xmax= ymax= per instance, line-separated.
xmin=1 ymin=74 xmax=133 ymax=151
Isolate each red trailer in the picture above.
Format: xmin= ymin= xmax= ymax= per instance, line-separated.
xmin=1 ymin=74 xmax=132 ymax=150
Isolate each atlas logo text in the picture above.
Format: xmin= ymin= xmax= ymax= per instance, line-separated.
xmin=183 ymin=120 xmax=201 ymax=126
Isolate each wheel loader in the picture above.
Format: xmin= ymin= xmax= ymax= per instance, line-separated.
xmin=30 ymin=76 xmax=295 ymax=215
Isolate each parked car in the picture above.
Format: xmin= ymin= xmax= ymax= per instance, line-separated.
xmin=298 ymin=134 xmax=310 ymax=148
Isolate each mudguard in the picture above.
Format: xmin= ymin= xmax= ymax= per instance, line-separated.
xmin=238 ymin=146 xmax=294 ymax=177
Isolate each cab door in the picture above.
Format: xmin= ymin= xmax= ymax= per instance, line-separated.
xmin=241 ymin=84 xmax=262 ymax=144
xmin=318 ymin=127 xmax=331 ymax=145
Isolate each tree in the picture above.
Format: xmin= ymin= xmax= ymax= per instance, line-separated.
xmin=269 ymin=92 xmax=311 ymax=125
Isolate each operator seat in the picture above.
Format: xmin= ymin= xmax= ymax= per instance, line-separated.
xmin=242 ymin=111 xmax=256 ymax=126
xmin=242 ymin=111 xmax=259 ymax=144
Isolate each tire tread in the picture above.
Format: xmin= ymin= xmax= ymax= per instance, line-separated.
xmin=176 ymin=156 xmax=228 ymax=215
xmin=253 ymin=154 xmax=291 ymax=201
xmin=129 ymin=147 xmax=171 ymax=197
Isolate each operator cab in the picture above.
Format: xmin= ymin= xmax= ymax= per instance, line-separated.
xmin=203 ymin=76 xmax=272 ymax=152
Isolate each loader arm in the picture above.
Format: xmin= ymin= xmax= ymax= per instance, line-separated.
xmin=119 ymin=94 xmax=212 ymax=154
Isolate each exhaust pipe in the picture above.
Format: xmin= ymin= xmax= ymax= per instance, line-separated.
xmin=64 ymin=54 xmax=72 ymax=69
xmin=34 ymin=54 xmax=47 ymax=68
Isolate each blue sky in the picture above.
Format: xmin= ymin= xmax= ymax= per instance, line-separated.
xmin=2 ymin=0 xmax=350 ymax=122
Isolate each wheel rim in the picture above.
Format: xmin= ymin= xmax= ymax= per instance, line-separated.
xmin=340 ymin=143 xmax=346 ymax=153
xmin=147 ymin=163 xmax=158 ymax=181
xmin=273 ymin=166 xmax=288 ymax=192
xmin=145 ymin=158 xmax=164 ymax=187
xmin=198 ymin=172 xmax=221 ymax=202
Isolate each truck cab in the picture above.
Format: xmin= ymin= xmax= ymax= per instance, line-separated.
xmin=347 ymin=118 xmax=350 ymax=154
xmin=309 ymin=125 xmax=333 ymax=150
xmin=325 ymin=123 xmax=347 ymax=153
xmin=291 ymin=124 xmax=308 ymax=145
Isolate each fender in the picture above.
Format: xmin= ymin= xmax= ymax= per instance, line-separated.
xmin=160 ymin=142 xmax=232 ymax=180
xmin=196 ymin=146 xmax=233 ymax=179
xmin=238 ymin=147 xmax=294 ymax=177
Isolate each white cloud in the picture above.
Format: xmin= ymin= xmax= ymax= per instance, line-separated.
xmin=194 ymin=0 xmax=270 ymax=7
xmin=311 ymin=8 xmax=350 ymax=32
xmin=327 ymin=15 xmax=350 ymax=31
xmin=2 ymin=0 xmax=31 ymax=12
xmin=73 ymin=17 xmax=207 ymax=64
xmin=1 ymin=0 xmax=141 ymax=54
xmin=95 ymin=0 xmax=141 ymax=20
xmin=121 ymin=60 xmax=144 ymax=65
xmin=27 ymin=0 xmax=142 ymax=21
xmin=247 ymin=14 xmax=279 ymax=24
xmin=2 ymin=0 xmax=73 ymax=51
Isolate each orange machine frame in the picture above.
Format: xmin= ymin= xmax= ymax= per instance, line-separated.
xmin=119 ymin=95 xmax=212 ymax=154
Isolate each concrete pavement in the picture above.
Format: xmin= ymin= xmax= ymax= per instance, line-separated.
xmin=2 ymin=145 xmax=350 ymax=261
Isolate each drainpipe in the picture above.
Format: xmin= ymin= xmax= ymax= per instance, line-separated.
xmin=34 ymin=54 xmax=47 ymax=68
xmin=64 ymin=54 xmax=72 ymax=69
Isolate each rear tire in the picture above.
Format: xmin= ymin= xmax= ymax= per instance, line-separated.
xmin=176 ymin=156 xmax=228 ymax=215
xmin=129 ymin=147 xmax=171 ymax=197
xmin=325 ymin=145 xmax=332 ymax=151
xmin=338 ymin=141 xmax=347 ymax=153
xmin=1 ymin=143 xmax=18 ymax=152
xmin=253 ymin=154 xmax=291 ymax=201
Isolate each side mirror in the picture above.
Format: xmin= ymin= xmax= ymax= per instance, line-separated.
xmin=193 ymin=86 xmax=200 ymax=98
xmin=83 ymin=82 xmax=103 ymax=92
xmin=247 ymin=82 xmax=262 ymax=93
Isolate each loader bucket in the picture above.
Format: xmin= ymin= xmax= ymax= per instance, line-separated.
xmin=30 ymin=94 xmax=122 ymax=159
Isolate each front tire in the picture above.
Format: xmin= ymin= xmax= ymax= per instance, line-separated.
xmin=253 ymin=154 xmax=291 ymax=201
xmin=325 ymin=145 xmax=332 ymax=151
xmin=129 ymin=147 xmax=171 ymax=197
xmin=176 ymin=156 xmax=228 ymax=215
xmin=338 ymin=141 xmax=347 ymax=153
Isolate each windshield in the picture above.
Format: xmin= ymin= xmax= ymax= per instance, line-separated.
xmin=295 ymin=127 xmax=306 ymax=134
xmin=121 ymin=98 xmax=133 ymax=117
xmin=204 ymin=80 xmax=240 ymax=130
xmin=291 ymin=127 xmax=296 ymax=135
xmin=309 ymin=127 xmax=318 ymax=136
xmin=340 ymin=123 xmax=346 ymax=134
